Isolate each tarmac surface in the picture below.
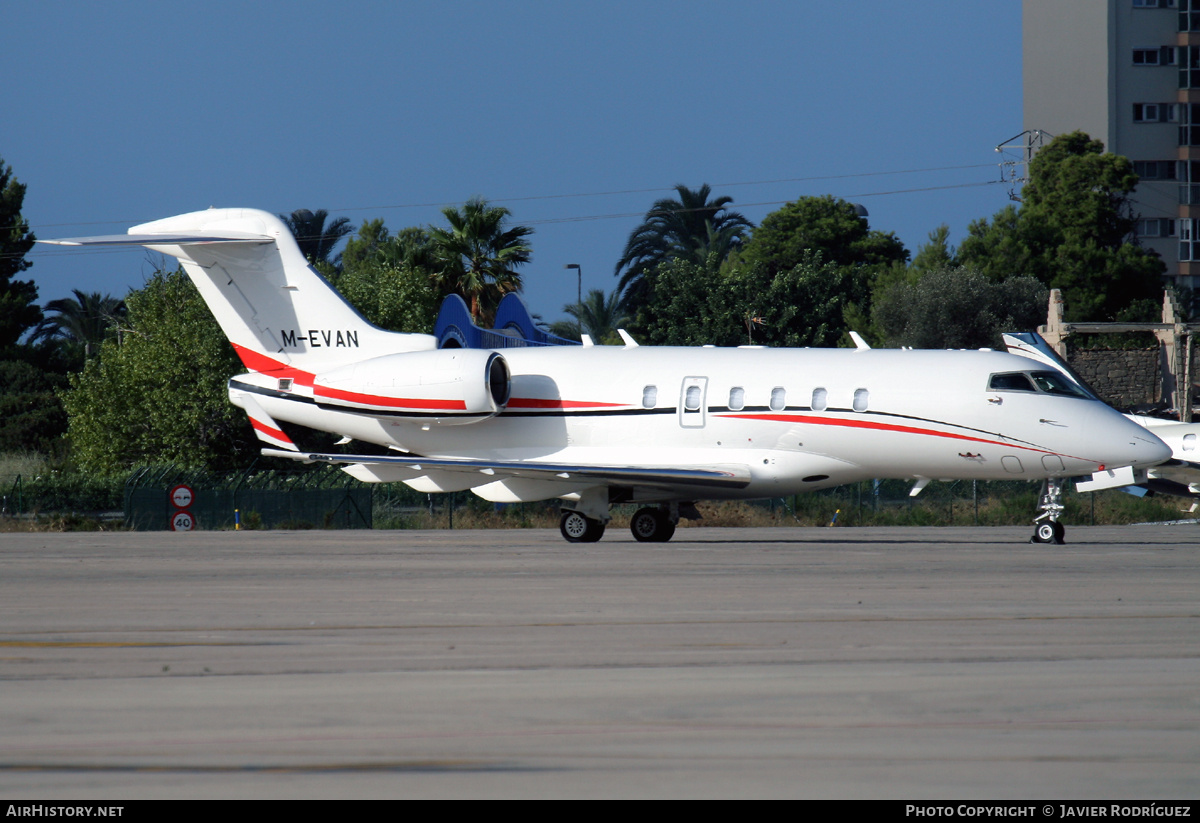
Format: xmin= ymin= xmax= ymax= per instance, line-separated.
xmin=1 ymin=524 xmax=1198 ymax=799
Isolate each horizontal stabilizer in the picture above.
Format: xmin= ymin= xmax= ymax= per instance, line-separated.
xmin=42 ymin=208 xmax=439 ymax=374
xmin=39 ymin=231 xmax=273 ymax=247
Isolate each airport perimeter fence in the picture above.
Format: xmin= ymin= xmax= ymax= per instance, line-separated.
xmin=4 ymin=463 xmax=1186 ymax=530
xmin=123 ymin=464 xmax=374 ymax=531
xmin=377 ymin=477 xmax=1177 ymax=530
xmin=774 ymin=478 xmax=1050 ymax=528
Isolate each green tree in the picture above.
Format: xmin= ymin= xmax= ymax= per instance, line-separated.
xmin=340 ymin=220 xmax=438 ymax=275
xmin=280 ymin=208 xmax=353 ymax=274
xmin=716 ymin=195 xmax=908 ymax=346
xmin=62 ymin=269 xmax=256 ymax=472
xmin=0 ymin=359 xmax=68 ymax=455
xmin=957 ymin=131 xmax=1164 ymax=321
xmin=0 ymin=156 xmax=40 ymax=349
xmin=428 ymin=198 xmax=533 ymax=324
xmin=909 ymin=225 xmax=957 ymax=276
xmin=738 ymin=195 xmax=909 ymax=277
xmin=336 ymin=221 xmax=438 ymax=333
xmin=30 ymin=289 xmax=126 ymax=364
xmin=549 ymin=288 xmax=631 ymax=344
xmin=615 ymin=184 xmax=753 ymax=308
xmin=872 ymin=265 xmax=1048 ymax=350
xmin=638 ymin=251 xmax=870 ymax=349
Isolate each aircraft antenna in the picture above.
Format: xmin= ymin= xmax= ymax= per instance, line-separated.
xmin=745 ymin=312 xmax=767 ymax=344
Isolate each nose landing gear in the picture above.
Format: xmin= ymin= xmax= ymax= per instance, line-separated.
xmin=1031 ymin=478 xmax=1066 ymax=544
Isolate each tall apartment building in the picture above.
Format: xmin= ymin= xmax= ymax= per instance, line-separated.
xmin=1024 ymin=0 xmax=1200 ymax=291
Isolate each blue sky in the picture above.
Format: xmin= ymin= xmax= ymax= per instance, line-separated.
xmin=5 ymin=1 xmax=1022 ymax=325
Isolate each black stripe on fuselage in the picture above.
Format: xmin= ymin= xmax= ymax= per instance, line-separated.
xmin=230 ymin=379 xmax=1050 ymax=451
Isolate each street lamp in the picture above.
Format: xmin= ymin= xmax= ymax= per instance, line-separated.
xmin=563 ymin=263 xmax=581 ymax=304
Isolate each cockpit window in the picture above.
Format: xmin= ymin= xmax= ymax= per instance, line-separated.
xmin=988 ymin=372 xmax=1036 ymax=392
xmin=1029 ymin=371 xmax=1089 ymax=398
xmin=988 ymin=370 xmax=1089 ymax=398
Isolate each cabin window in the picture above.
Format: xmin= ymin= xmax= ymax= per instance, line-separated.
xmin=277 ymin=378 xmax=293 ymax=392
xmin=1185 ymin=433 xmax=1197 ymax=451
xmin=685 ymin=385 xmax=702 ymax=411
xmin=769 ymin=387 xmax=786 ymax=411
xmin=728 ymin=387 xmax=745 ymax=411
xmin=642 ymin=385 xmax=657 ymax=408
xmin=811 ymin=387 xmax=827 ymax=411
xmin=988 ymin=372 xmax=1036 ymax=392
xmin=853 ymin=388 xmax=869 ymax=412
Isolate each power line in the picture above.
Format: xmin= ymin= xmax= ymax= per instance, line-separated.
xmin=14 ymin=179 xmax=1008 ymax=264
xmin=10 ymin=161 xmax=1005 ymax=239
xmin=519 ymin=181 xmax=1004 ymax=226
xmin=324 ymin=163 xmax=1001 ymax=214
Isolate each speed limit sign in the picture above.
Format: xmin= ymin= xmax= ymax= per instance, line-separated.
xmin=170 ymin=510 xmax=196 ymax=532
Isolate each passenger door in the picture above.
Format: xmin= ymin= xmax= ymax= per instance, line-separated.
xmin=679 ymin=376 xmax=708 ymax=428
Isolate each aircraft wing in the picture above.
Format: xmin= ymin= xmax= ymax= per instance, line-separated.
xmin=261 ymin=448 xmax=753 ymax=501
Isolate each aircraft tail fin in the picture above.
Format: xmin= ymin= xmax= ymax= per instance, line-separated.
xmin=40 ymin=208 xmax=437 ymax=377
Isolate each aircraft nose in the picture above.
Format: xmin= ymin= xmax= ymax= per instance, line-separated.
xmin=1101 ymin=411 xmax=1171 ymax=469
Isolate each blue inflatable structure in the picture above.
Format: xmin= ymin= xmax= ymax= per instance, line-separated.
xmin=434 ymin=293 xmax=580 ymax=349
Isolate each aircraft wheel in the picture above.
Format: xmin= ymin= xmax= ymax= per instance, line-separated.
xmin=630 ymin=508 xmax=662 ymax=542
xmin=1032 ymin=521 xmax=1064 ymax=544
xmin=560 ymin=511 xmax=605 ymax=543
xmin=630 ymin=507 xmax=676 ymax=542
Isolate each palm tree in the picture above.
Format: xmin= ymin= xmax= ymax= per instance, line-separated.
xmin=549 ymin=288 xmax=631 ymax=343
xmin=31 ymin=290 xmax=126 ymax=360
xmin=428 ymin=198 xmax=534 ymax=324
xmin=615 ymin=184 xmax=753 ymax=306
xmin=279 ymin=209 xmax=352 ymax=271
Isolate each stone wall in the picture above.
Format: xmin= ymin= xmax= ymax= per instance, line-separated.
xmin=1067 ymin=348 xmax=1161 ymax=408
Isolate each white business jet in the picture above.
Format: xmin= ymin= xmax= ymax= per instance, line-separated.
xmin=1004 ymin=332 xmax=1200 ymax=504
xmin=42 ymin=209 xmax=1172 ymax=544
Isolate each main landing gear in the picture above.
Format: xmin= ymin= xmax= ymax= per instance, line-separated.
xmin=1031 ymin=478 xmax=1066 ymax=544
xmin=629 ymin=506 xmax=676 ymax=543
xmin=559 ymin=510 xmax=606 ymax=543
xmin=559 ymin=502 xmax=687 ymax=543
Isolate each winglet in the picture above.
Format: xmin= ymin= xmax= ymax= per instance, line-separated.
xmin=849 ymin=331 xmax=871 ymax=351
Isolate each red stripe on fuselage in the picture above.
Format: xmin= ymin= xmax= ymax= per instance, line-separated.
xmin=231 ymin=344 xmax=314 ymax=386
xmin=314 ymin=384 xmax=468 ymax=411
xmin=717 ymin=412 xmax=1052 ymax=454
xmin=231 ymin=344 xmax=467 ymax=411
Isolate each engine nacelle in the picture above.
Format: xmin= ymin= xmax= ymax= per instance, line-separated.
xmin=313 ymin=349 xmax=510 ymax=425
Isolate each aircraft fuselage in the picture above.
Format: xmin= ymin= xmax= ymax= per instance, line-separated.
xmin=230 ymin=343 xmax=1165 ymax=501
